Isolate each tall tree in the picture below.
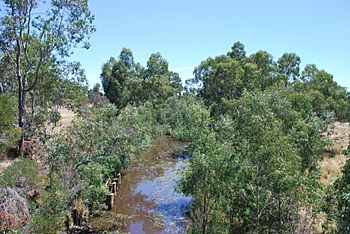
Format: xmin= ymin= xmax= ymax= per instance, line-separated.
xmin=101 ymin=48 xmax=143 ymax=109
xmin=227 ymin=41 xmax=246 ymax=60
xmin=181 ymin=90 xmax=326 ymax=233
xmin=249 ymin=50 xmax=276 ymax=89
xmin=101 ymin=50 xmax=182 ymax=109
xmin=0 ymin=0 xmax=95 ymax=152
xmin=143 ymin=52 xmax=182 ymax=101
xmin=277 ymin=53 xmax=301 ymax=82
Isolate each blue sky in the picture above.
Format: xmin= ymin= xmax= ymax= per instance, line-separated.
xmin=70 ymin=0 xmax=350 ymax=89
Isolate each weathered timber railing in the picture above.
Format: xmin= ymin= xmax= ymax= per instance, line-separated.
xmin=105 ymin=172 xmax=121 ymax=210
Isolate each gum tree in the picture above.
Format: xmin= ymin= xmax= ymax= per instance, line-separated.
xmin=0 ymin=0 xmax=95 ymax=152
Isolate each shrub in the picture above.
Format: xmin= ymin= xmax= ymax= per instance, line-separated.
xmin=0 ymin=127 xmax=21 ymax=154
xmin=0 ymin=158 xmax=41 ymax=195
xmin=0 ymin=94 xmax=17 ymax=135
xmin=49 ymin=110 xmax=61 ymax=125
xmin=158 ymin=96 xmax=211 ymax=141
xmin=46 ymin=102 xmax=156 ymax=211
xmin=24 ymin=107 xmax=50 ymax=139
xmin=27 ymin=174 xmax=68 ymax=234
xmin=335 ymin=156 xmax=350 ymax=232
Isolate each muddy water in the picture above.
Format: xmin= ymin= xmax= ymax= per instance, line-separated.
xmin=90 ymin=136 xmax=192 ymax=233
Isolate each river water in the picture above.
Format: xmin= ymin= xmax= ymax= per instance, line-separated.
xmin=90 ymin=136 xmax=192 ymax=233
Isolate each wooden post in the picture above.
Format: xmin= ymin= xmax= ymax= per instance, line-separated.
xmin=111 ymin=182 xmax=117 ymax=194
xmin=72 ymin=208 xmax=82 ymax=226
xmin=106 ymin=193 xmax=114 ymax=210
xmin=116 ymin=173 xmax=121 ymax=185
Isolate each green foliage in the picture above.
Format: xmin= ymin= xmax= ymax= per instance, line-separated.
xmin=0 ymin=94 xmax=16 ymax=134
xmin=179 ymin=43 xmax=347 ymax=232
xmin=277 ymin=53 xmax=301 ymax=82
xmin=27 ymin=174 xmax=68 ymax=234
xmin=81 ymin=163 xmax=109 ymax=209
xmin=46 ymin=102 xmax=156 ymax=211
xmin=290 ymin=115 xmax=326 ymax=170
xmin=143 ymin=53 xmax=182 ymax=102
xmin=49 ymin=110 xmax=61 ymax=125
xmin=88 ymin=83 xmax=109 ymax=106
xmin=0 ymin=94 xmax=19 ymax=153
xmin=0 ymin=37 xmax=346 ymax=233
xmin=117 ymin=102 xmax=155 ymax=151
xmin=0 ymin=0 xmax=94 ymax=153
xmin=0 ymin=127 xmax=21 ymax=154
xmin=60 ymin=79 xmax=89 ymax=111
xmin=101 ymin=49 xmax=143 ymax=109
xmin=0 ymin=158 xmax=41 ymax=194
xmin=335 ymin=156 xmax=350 ymax=232
xmin=157 ymin=96 xmax=211 ymax=141
xmin=303 ymin=69 xmax=349 ymax=121
xmin=191 ymin=41 xmax=349 ymax=120
xmin=180 ymin=90 xmax=327 ymax=233
xmin=101 ymin=49 xmax=183 ymax=110
xmin=24 ymin=108 xmax=50 ymax=139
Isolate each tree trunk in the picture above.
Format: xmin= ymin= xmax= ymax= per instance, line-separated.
xmin=0 ymin=82 xmax=3 ymax=95
xmin=16 ymin=35 xmax=25 ymax=154
xmin=30 ymin=92 xmax=35 ymax=116
xmin=17 ymin=76 xmax=25 ymax=154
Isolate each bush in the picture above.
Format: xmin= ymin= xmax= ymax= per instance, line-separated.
xmin=335 ymin=156 xmax=350 ymax=232
xmin=26 ymin=174 xmax=68 ymax=234
xmin=0 ymin=127 xmax=21 ymax=154
xmin=80 ymin=163 xmax=109 ymax=210
xmin=49 ymin=110 xmax=61 ymax=125
xmin=158 ymin=96 xmax=211 ymax=141
xmin=46 ymin=102 xmax=156 ymax=212
xmin=24 ymin=107 xmax=50 ymax=139
xmin=0 ymin=94 xmax=19 ymax=155
xmin=179 ymin=91 xmax=326 ymax=233
xmin=0 ymin=94 xmax=17 ymax=135
xmin=0 ymin=158 xmax=41 ymax=195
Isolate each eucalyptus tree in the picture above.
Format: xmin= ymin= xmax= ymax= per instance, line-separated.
xmin=180 ymin=90 xmax=326 ymax=233
xmin=101 ymin=48 xmax=143 ymax=109
xmin=0 ymin=0 xmax=95 ymax=151
xmin=101 ymin=50 xmax=183 ymax=109
xmin=277 ymin=53 xmax=301 ymax=83
xmin=193 ymin=42 xmax=277 ymax=116
xmin=143 ymin=52 xmax=182 ymax=102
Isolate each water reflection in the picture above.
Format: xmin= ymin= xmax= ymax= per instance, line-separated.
xmin=90 ymin=136 xmax=192 ymax=234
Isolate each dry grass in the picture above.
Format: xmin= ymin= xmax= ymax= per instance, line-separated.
xmin=311 ymin=122 xmax=349 ymax=233
xmin=1 ymin=108 xmax=75 ymax=174
xmin=319 ymin=122 xmax=349 ymax=185
xmin=0 ymin=160 xmax=14 ymax=174
xmin=47 ymin=107 xmax=76 ymax=135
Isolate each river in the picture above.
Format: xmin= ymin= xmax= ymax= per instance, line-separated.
xmin=90 ymin=136 xmax=192 ymax=233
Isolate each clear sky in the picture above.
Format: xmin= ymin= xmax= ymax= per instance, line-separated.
xmin=69 ymin=0 xmax=350 ymax=89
